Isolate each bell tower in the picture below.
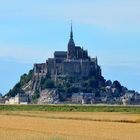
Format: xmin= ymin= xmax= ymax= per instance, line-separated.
xmin=67 ymin=23 xmax=75 ymax=59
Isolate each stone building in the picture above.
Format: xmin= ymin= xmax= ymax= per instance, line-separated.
xmin=5 ymin=93 xmax=29 ymax=105
xmin=72 ymin=93 xmax=95 ymax=104
xmin=0 ymin=98 xmax=5 ymax=104
xmin=33 ymin=24 xmax=101 ymax=81
xmin=72 ymin=93 xmax=84 ymax=104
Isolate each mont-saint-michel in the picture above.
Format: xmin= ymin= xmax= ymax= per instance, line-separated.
xmin=1 ymin=1 xmax=140 ymax=140
xmin=1 ymin=25 xmax=140 ymax=105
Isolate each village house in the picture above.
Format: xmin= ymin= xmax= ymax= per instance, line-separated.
xmin=5 ymin=93 xmax=29 ymax=105
xmin=72 ymin=93 xmax=95 ymax=104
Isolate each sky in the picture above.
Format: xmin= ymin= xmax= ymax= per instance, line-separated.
xmin=0 ymin=0 xmax=140 ymax=94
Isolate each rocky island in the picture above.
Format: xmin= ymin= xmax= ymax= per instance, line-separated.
xmin=4 ymin=25 xmax=140 ymax=105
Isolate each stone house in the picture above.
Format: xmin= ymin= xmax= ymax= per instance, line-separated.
xmin=72 ymin=93 xmax=95 ymax=104
xmin=5 ymin=93 xmax=29 ymax=105
xmin=72 ymin=93 xmax=84 ymax=104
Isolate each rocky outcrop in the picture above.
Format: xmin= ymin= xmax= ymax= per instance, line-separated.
xmin=38 ymin=89 xmax=59 ymax=104
xmin=5 ymin=25 xmax=140 ymax=105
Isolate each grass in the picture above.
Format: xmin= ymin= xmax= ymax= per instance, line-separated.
xmin=0 ymin=104 xmax=140 ymax=112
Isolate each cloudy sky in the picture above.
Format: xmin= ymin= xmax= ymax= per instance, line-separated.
xmin=0 ymin=0 xmax=140 ymax=94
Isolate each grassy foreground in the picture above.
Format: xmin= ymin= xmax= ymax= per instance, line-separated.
xmin=0 ymin=104 xmax=140 ymax=112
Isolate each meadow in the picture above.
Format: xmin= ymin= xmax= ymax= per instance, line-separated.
xmin=0 ymin=104 xmax=140 ymax=112
xmin=0 ymin=105 xmax=140 ymax=140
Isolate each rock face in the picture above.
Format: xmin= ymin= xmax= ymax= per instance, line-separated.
xmin=6 ymin=25 xmax=140 ymax=105
xmin=38 ymin=89 xmax=59 ymax=104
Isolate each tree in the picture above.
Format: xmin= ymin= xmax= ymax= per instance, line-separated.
xmin=113 ymin=80 xmax=122 ymax=93
xmin=113 ymin=81 xmax=122 ymax=89
xmin=106 ymin=80 xmax=112 ymax=86
xmin=95 ymin=91 xmax=100 ymax=97
xmin=65 ymin=86 xmax=79 ymax=93
xmin=41 ymin=78 xmax=55 ymax=89
xmin=32 ymin=90 xmax=40 ymax=100
xmin=81 ymin=87 xmax=92 ymax=93
xmin=88 ymin=78 xmax=98 ymax=88
xmin=6 ymin=82 xmax=24 ymax=97
xmin=82 ymin=81 xmax=88 ymax=87
xmin=20 ymin=70 xmax=33 ymax=86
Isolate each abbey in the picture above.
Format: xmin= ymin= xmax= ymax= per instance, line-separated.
xmin=33 ymin=25 xmax=101 ymax=79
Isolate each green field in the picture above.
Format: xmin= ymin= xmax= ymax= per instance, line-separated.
xmin=0 ymin=105 xmax=140 ymax=112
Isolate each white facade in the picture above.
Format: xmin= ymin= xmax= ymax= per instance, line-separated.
xmin=5 ymin=94 xmax=28 ymax=105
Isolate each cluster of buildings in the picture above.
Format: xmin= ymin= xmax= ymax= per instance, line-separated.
xmin=0 ymin=93 xmax=29 ymax=105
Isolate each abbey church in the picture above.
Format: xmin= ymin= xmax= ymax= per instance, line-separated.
xmin=33 ymin=25 xmax=101 ymax=79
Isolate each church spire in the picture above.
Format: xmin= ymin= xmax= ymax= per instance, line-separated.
xmin=68 ymin=21 xmax=75 ymax=44
xmin=70 ymin=21 xmax=73 ymax=39
xmin=67 ymin=21 xmax=75 ymax=59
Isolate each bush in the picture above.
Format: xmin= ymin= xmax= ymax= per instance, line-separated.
xmin=7 ymin=82 xmax=24 ymax=97
xmin=20 ymin=70 xmax=33 ymax=86
xmin=113 ymin=80 xmax=122 ymax=92
xmin=41 ymin=78 xmax=55 ymax=89
xmin=6 ymin=70 xmax=33 ymax=97
xmin=32 ymin=90 xmax=40 ymax=100
xmin=106 ymin=80 xmax=112 ymax=86
xmin=88 ymin=78 xmax=98 ymax=88
xmin=65 ymin=86 xmax=79 ymax=93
